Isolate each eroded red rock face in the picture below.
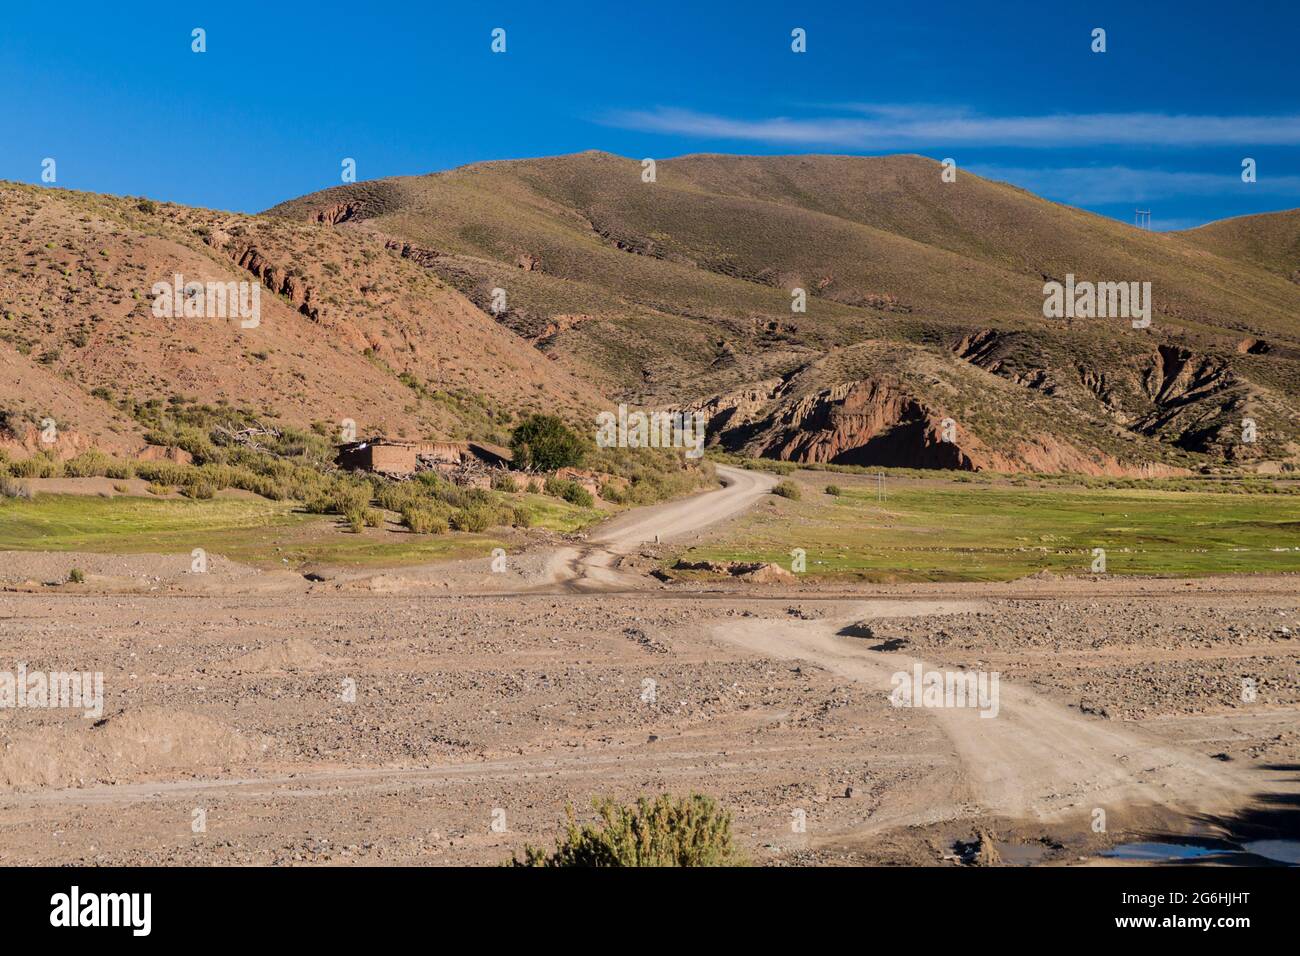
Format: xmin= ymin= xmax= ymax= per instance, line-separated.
xmin=758 ymin=381 xmax=974 ymax=470
xmin=230 ymin=245 xmax=322 ymax=321
xmin=383 ymin=238 xmax=442 ymax=267
xmin=310 ymin=201 xmax=367 ymax=226
xmin=692 ymin=376 xmax=1191 ymax=477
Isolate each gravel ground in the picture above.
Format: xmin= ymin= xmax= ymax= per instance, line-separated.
xmin=1 ymin=570 xmax=1297 ymax=866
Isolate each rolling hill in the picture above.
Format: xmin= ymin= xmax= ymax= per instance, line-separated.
xmin=0 ymin=180 xmax=602 ymax=460
xmin=2 ymin=152 xmax=1297 ymax=476
xmin=267 ymin=151 xmax=1300 ymax=474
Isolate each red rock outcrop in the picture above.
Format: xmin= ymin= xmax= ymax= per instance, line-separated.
xmin=310 ymin=201 xmax=367 ymax=225
xmin=229 ymin=245 xmax=322 ymax=322
xmin=384 ymin=238 xmax=443 ymax=267
xmin=692 ymin=377 xmax=1191 ymax=476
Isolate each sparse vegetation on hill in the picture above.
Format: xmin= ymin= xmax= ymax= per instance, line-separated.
xmin=270 ymin=151 xmax=1300 ymax=475
xmin=0 ymin=177 xmax=602 ymax=462
xmin=9 ymin=150 xmax=1298 ymax=481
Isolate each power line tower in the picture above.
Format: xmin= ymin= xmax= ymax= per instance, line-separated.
xmin=1135 ymin=209 xmax=1152 ymax=230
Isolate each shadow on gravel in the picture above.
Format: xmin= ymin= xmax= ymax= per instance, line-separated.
xmin=1116 ymin=765 xmax=1300 ymax=866
xmin=836 ymin=623 xmax=911 ymax=652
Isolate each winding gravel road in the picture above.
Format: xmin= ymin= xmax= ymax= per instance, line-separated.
xmin=543 ymin=464 xmax=778 ymax=591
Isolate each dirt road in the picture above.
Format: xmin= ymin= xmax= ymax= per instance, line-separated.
xmin=711 ymin=602 xmax=1258 ymax=826
xmin=543 ymin=464 xmax=777 ymax=590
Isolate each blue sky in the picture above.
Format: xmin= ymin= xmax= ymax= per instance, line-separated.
xmin=2 ymin=1 xmax=1297 ymax=230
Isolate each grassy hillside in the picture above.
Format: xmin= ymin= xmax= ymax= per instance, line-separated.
xmin=1177 ymin=208 xmax=1300 ymax=282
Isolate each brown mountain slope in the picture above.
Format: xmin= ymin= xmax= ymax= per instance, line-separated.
xmin=268 ymin=152 xmax=1300 ymax=473
xmin=0 ymin=181 xmax=601 ymax=458
xmin=0 ymin=346 xmax=145 ymax=457
xmin=1175 ymin=209 xmax=1300 ymax=284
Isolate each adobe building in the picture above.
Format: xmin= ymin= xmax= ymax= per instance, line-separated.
xmin=335 ymin=438 xmax=512 ymax=478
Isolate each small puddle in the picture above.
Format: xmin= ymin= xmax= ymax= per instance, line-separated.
xmin=1104 ymin=839 xmax=1300 ymax=864
xmin=995 ymin=841 xmax=1052 ymax=866
xmin=1242 ymin=840 xmax=1300 ymax=865
xmin=1102 ymin=841 xmax=1225 ymax=862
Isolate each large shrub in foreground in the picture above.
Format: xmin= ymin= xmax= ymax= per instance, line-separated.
xmin=510 ymin=794 xmax=740 ymax=867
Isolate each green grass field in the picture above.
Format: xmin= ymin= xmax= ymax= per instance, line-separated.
xmin=0 ymin=491 xmax=601 ymax=569
xmin=677 ymin=474 xmax=1300 ymax=581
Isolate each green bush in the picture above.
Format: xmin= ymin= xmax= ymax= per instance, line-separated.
xmin=0 ymin=475 xmax=31 ymax=499
xmin=511 ymin=506 xmax=532 ymax=528
xmin=415 ymin=472 xmax=480 ymax=510
xmin=449 ymin=506 xmax=494 ymax=533
xmin=772 ymin=480 xmax=801 ymax=500
xmin=400 ymin=504 xmax=449 ymax=534
xmin=63 ymin=450 xmax=114 ymax=478
xmin=491 ymin=472 xmax=518 ymax=493
xmin=181 ymin=478 xmax=215 ymax=499
xmin=103 ymin=458 xmax=135 ymax=480
xmin=303 ymin=493 xmax=333 ymax=514
xmin=511 ymin=794 xmax=740 ymax=868
xmin=510 ymin=414 xmax=585 ymax=472
xmin=330 ymin=483 xmax=372 ymax=515
xmin=565 ymin=484 xmax=595 ymax=507
xmin=544 ymin=476 xmax=595 ymax=507
xmin=135 ymin=461 xmax=190 ymax=485
xmin=375 ymin=481 xmax=424 ymax=513
xmin=8 ymin=454 xmax=61 ymax=478
xmin=67 ymin=568 xmax=86 ymax=584
xmin=825 ymin=484 xmax=843 ymax=496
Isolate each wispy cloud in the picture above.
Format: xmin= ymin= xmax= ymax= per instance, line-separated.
xmin=603 ymin=104 xmax=1300 ymax=147
xmin=969 ymin=164 xmax=1300 ymax=205
xmin=1146 ymin=217 xmax=1214 ymax=232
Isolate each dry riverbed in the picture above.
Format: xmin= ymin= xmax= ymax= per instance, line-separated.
xmin=0 ymin=570 xmax=1296 ymax=866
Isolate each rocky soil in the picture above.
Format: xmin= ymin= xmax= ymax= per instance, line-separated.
xmin=1 ymin=572 xmax=1295 ymax=866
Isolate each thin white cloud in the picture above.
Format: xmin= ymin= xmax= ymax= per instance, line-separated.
xmin=604 ymin=105 xmax=1300 ymax=147
xmin=1148 ymin=217 xmax=1213 ymax=232
xmin=969 ymin=164 xmax=1300 ymax=204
